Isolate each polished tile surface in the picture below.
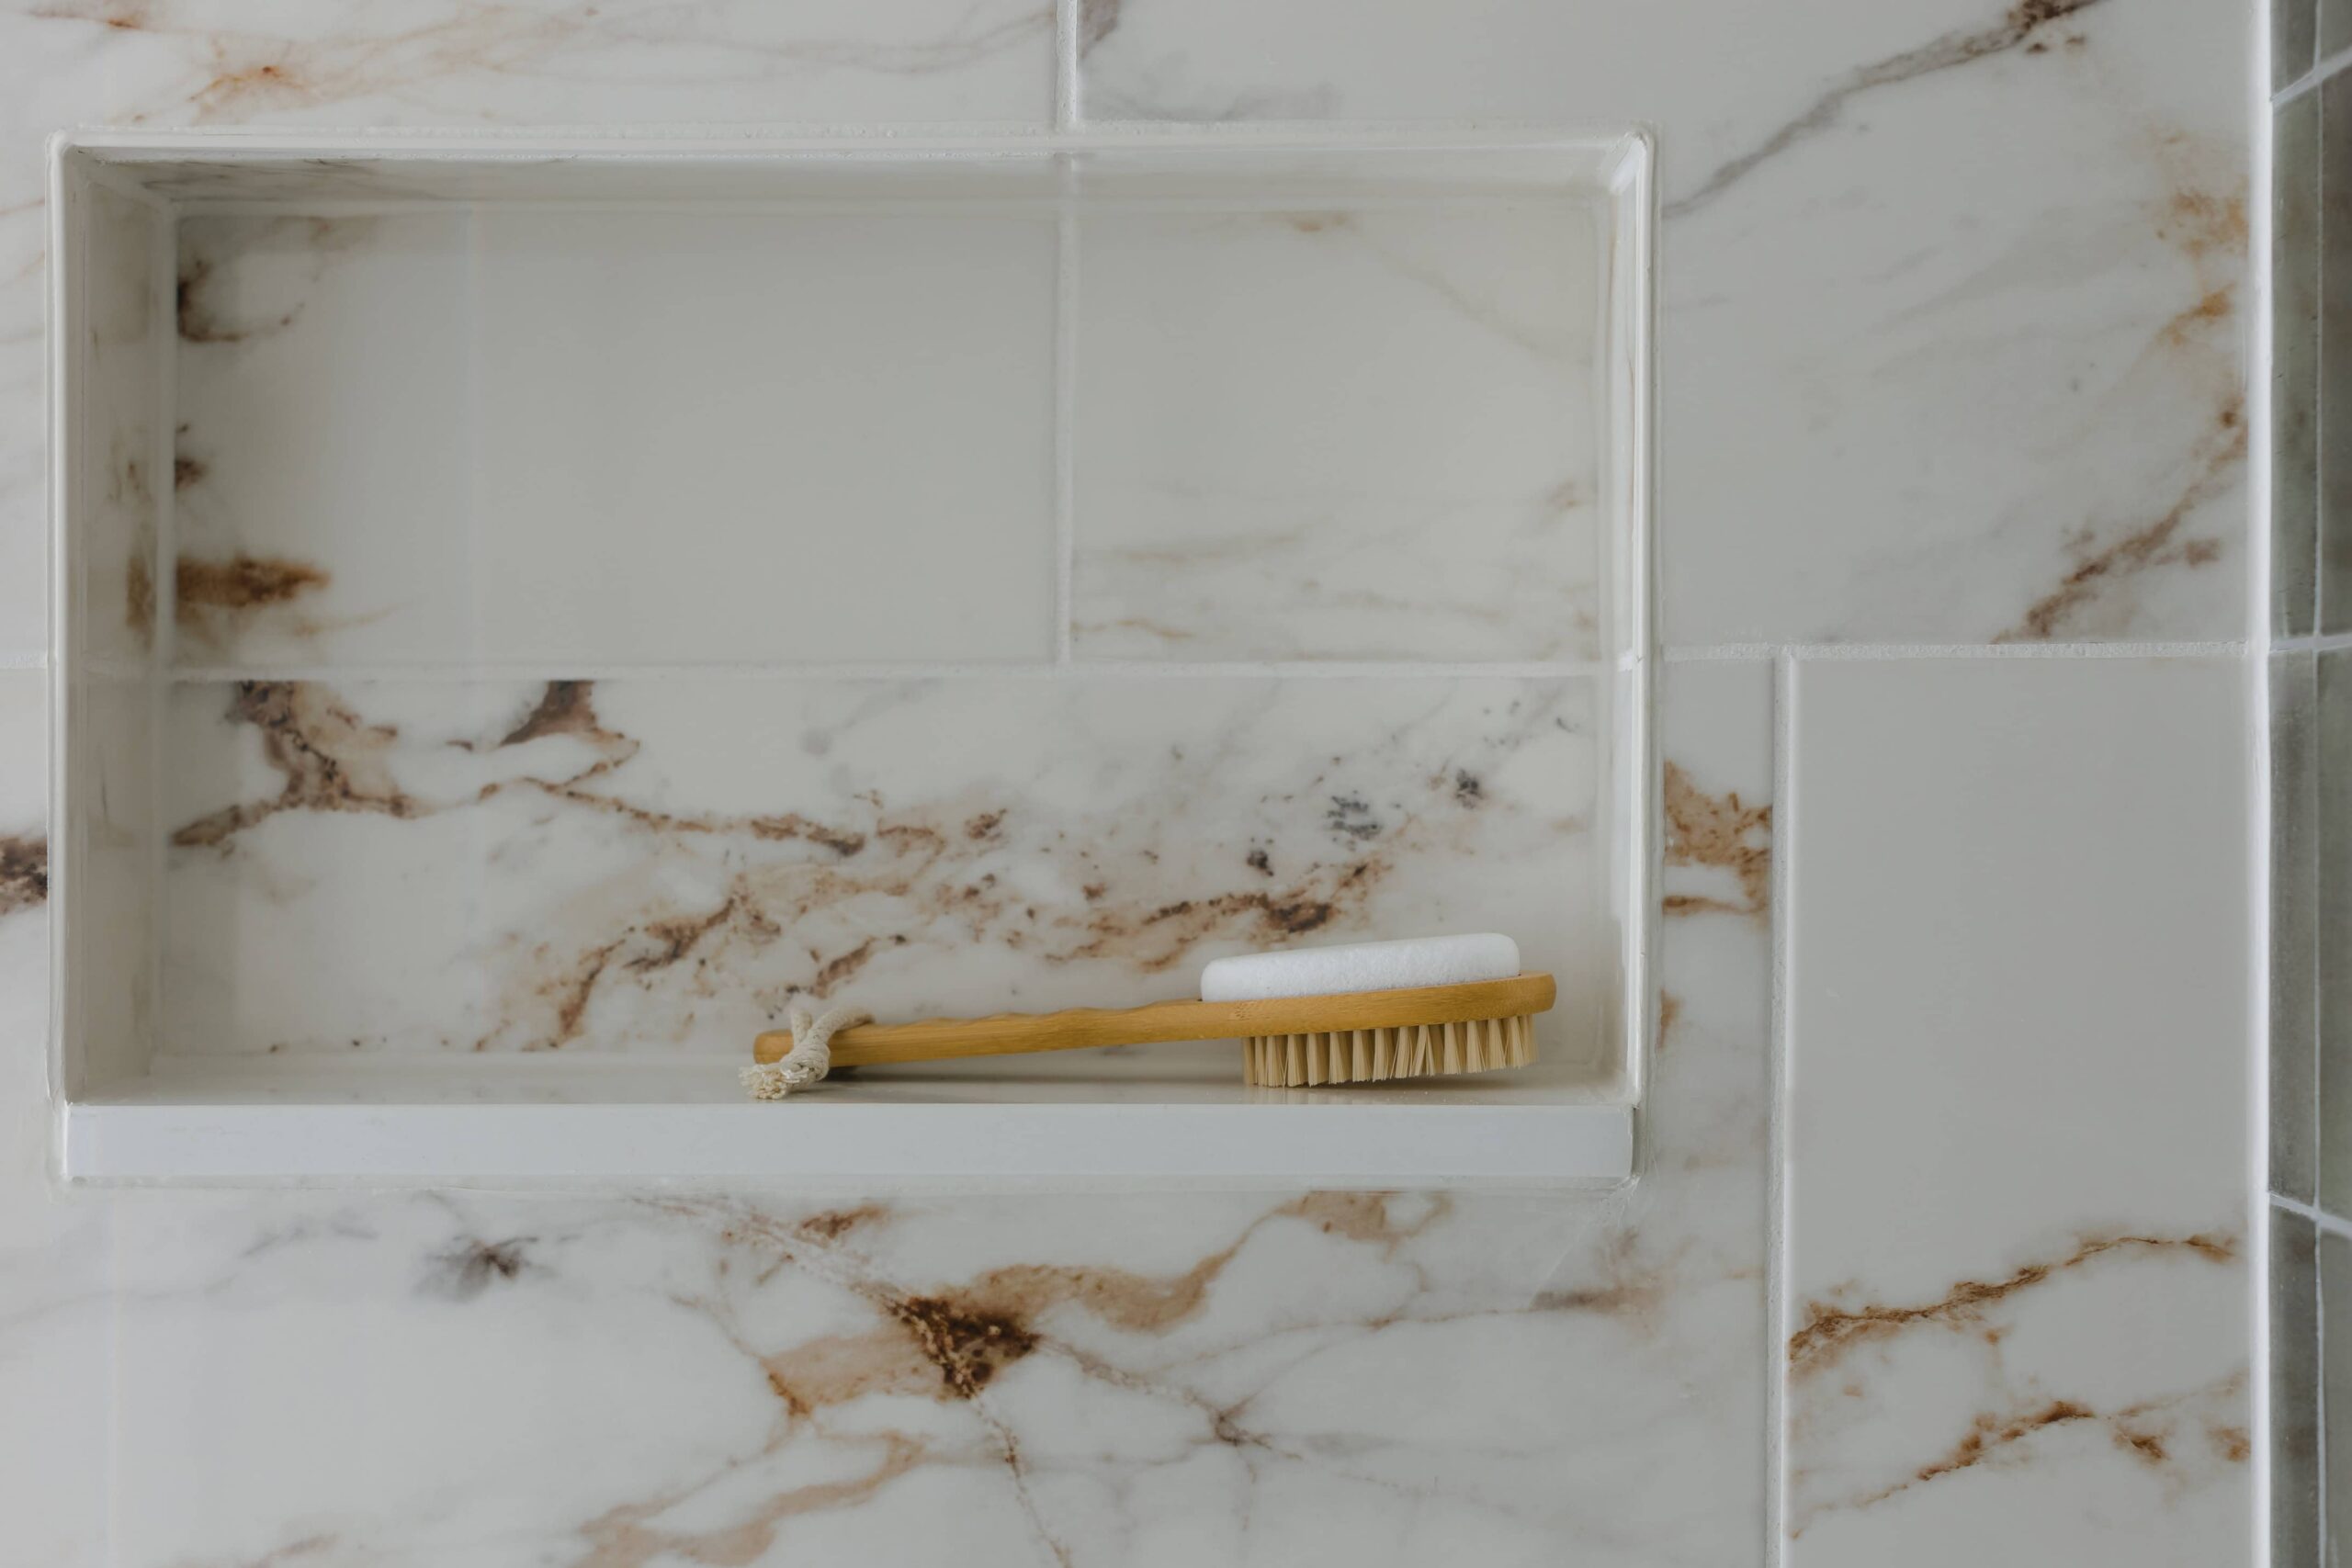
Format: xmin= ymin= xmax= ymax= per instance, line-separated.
xmin=2 ymin=663 xmax=1771 ymax=1563
xmin=0 ymin=0 xmax=2266 ymax=1560
xmin=1079 ymin=0 xmax=2250 ymax=646
xmin=173 ymin=209 xmax=1061 ymax=666
xmin=1787 ymin=658 xmax=2250 ymax=1563
xmin=160 ymin=675 xmax=1605 ymax=1063
xmin=1070 ymin=197 xmax=1604 ymax=662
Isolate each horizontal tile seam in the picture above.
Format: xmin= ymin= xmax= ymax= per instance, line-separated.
xmin=2272 ymin=1191 xmax=2352 ymax=1240
xmin=2276 ymin=40 xmax=2352 ymax=104
xmin=2272 ymin=631 xmax=2352 ymax=654
xmin=1673 ymin=640 xmax=2249 ymax=660
xmin=46 ymin=640 xmax=2257 ymax=682
xmin=144 ymin=659 xmax=1626 ymax=682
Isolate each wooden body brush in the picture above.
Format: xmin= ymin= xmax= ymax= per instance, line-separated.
xmin=748 ymin=933 xmax=1550 ymax=1092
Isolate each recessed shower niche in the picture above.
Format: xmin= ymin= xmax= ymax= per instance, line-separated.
xmin=50 ymin=130 xmax=1654 ymax=1182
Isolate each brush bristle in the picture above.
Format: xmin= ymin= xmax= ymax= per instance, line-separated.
xmin=1241 ymin=1013 xmax=1536 ymax=1087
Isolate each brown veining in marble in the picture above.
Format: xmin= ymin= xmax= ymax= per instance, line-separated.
xmin=576 ymin=1436 xmax=926 ymax=1568
xmin=1795 ymin=1372 xmax=2248 ymax=1536
xmin=1668 ymin=0 xmax=2103 ymax=218
xmin=179 ymin=678 xmax=1552 ymax=1047
xmin=510 ymin=881 xmax=767 ymax=1051
xmin=1998 ymin=160 xmax=2245 ymax=641
xmin=684 ymin=1190 xmax=1429 ymax=1419
xmin=1817 ymin=1396 xmax=2095 ymax=1529
xmin=176 ymin=553 xmax=330 ymax=619
xmin=1278 ymin=1190 xmax=1449 ymax=1251
xmin=1052 ymin=860 xmax=1384 ymax=972
xmin=1998 ymin=407 xmax=2245 ymax=641
xmin=1532 ymin=1233 xmax=1672 ymax=1325
xmin=125 ymin=553 xmax=155 ymax=642
xmin=796 ymin=1204 xmax=888 ymax=1243
xmin=1789 ymin=1232 xmax=2234 ymax=1376
xmin=173 ymin=682 xmax=414 ymax=850
xmin=0 ymin=834 xmax=49 ymax=917
xmin=1661 ymin=761 xmax=1770 ymax=919
xmin=502 ymin=681 xmax=599 ymax=747
xmin=571 ymin=1190 xmax=1461 ymax=1563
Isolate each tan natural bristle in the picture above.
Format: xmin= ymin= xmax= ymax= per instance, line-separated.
xmin=1240 ymin=1013 xmax=1537 ymax=1087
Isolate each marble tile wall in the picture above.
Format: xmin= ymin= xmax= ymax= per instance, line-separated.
xmin=1789 ymin=657 xmax=2250 ymax=1563
xmin=0 ymin=1 xmax=2266 ymax=1563
xmin=2270 ymin=9 xmax=2349 ymax=1562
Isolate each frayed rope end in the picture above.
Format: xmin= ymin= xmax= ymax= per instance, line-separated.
xmin=741 ymin=1005 xmax=872 ymax=1100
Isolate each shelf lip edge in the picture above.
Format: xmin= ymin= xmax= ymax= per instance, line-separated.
xmin=61 ymin=1100 xmax=1635 ymax=1186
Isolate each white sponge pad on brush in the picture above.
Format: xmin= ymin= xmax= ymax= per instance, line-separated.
xmin=1198 ymin=932 xmax=1521 ymax=1002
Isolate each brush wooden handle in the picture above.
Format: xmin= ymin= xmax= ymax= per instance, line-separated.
xmin=752 ymin=974 xmax=1555 ymax=1067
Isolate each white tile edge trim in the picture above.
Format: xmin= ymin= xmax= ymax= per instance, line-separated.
xmin=60 ymin=1100 xmax=1635 ymax=1186
xmin=1767 ymin=650 xmax=1795 ymax=1562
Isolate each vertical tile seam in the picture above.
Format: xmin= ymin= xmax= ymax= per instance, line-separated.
xmin=2250 ymin=25 xmax=2278 ymax=1561
xmin=1056 ymin=0 xmax=1079 ymax=127
xmin=1767 ymin=650 xmax=1796 ymax=1565
xmin=2274 ymin=1191 xmax=2352 ymax=1238
xmin=2275 ymin=39 xmax=2352 ymax=104
xmin=1052 ymin=184 xmax=1077 ymax=665
xmin=144 ymin=197 xmax=176 ymax=1098
xmin=1052 ymin=0 xmax=1080 ymax=663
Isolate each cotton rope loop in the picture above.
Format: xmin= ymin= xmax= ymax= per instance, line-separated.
xmin=741 ymin=1005 xmax=872 ymax=1100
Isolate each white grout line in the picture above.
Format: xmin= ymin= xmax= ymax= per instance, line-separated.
xmin=135 ymin=645 xmax=2261 ymax=684
xmin=147 ymin=202 xmax=179 ymax=1077
xmin=2272 ymin=629 xmax=2352 ymax=654
xmin=2276 ymin=39 xmax=2352 ymax=105
xmin=154 ymin=659 xmax=1623 ymax=683
xmin=2250 ymin=39 xmax=2278 ymax=1567
xmin=1053 ymin=175 xmax=1080 ymax=665
xmin=2272 ymin=1192 xmax=2352 ymax=1243
xmin=1667 ymin=639 xmax=2251 ymax=661
xmin=1056 ymin=0 xmax=1082 ymax=128
xmin=1766 ymin=649 xmax=1796 ymax=1565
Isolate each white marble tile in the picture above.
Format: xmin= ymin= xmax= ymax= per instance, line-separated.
xmin=1071 ymin=195 xmax=1604 ymax=661
xmin=12 ymin=1 xmax=1056 ymax=130
xmin=1787 ymin=657 xmax=2251 ymax=1562
xmin=0 ymin=0 xmax=1059 ymax=661
xmin=1079 ymin=0 xmax=2250 ymax=646
xmin=0 ymin=671 xmax=108 ymax=1568
xmin=160 ymin=675 xmax=1609 ymax=1067
xmin=70 ymin=176 xmax=164 ymax=668
xmin=62 ymin=673 xmax=154 ymax=1093
xmin=0 ymin=660 xmax=1770 ymax=1565
xmin=173 ymin=205 xmax=1059 ymax=666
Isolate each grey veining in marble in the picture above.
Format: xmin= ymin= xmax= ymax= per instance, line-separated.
xmin=1078 ymin=0 xmax=2250 ymax=647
